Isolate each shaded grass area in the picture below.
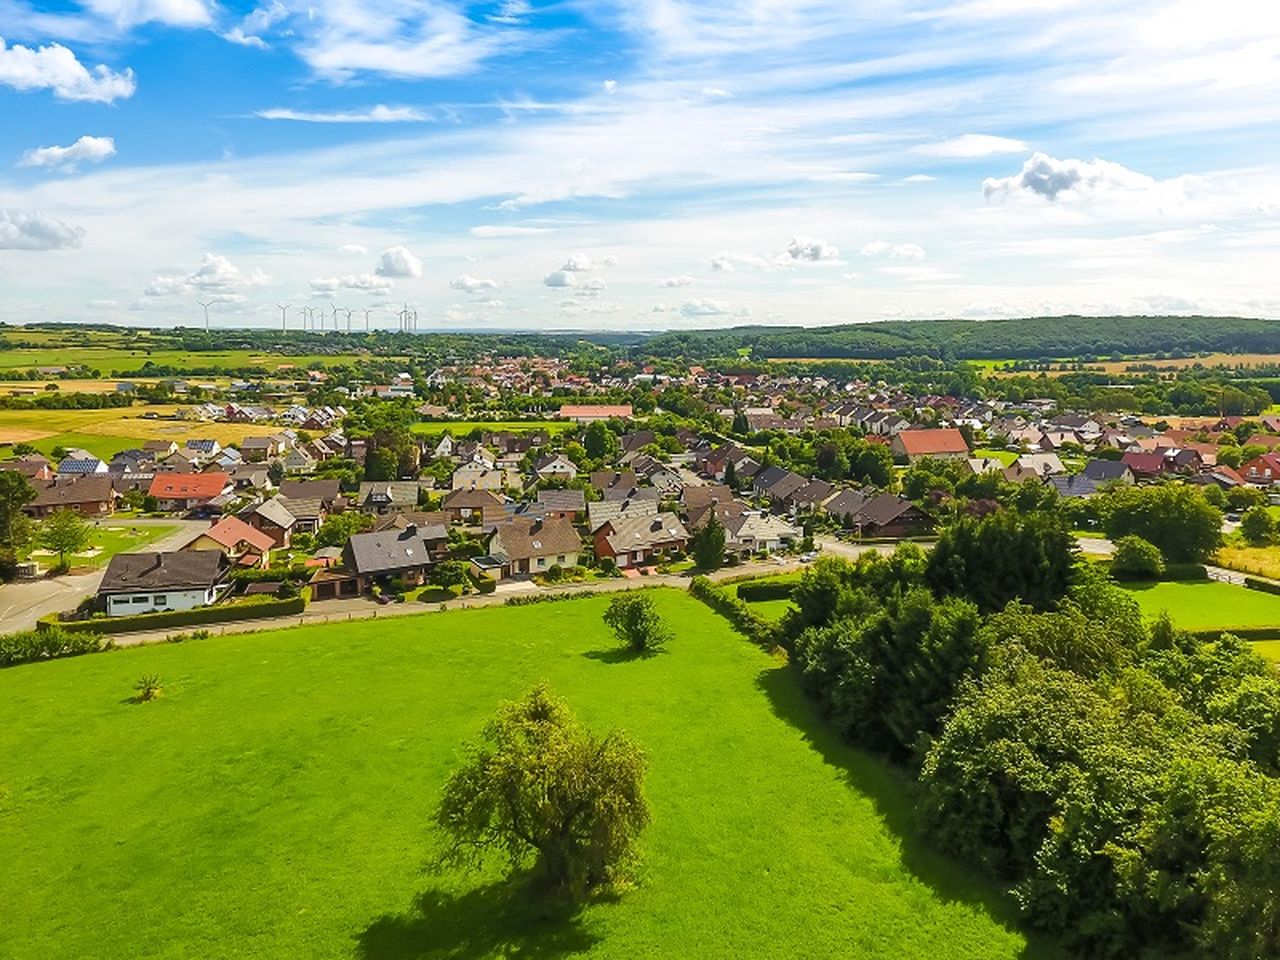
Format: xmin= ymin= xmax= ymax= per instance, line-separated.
xmin=0 ymin=590 xmax=1048 ymax=960
xmin=1255 ymin=640 xmax=1280 ymax=663
xmin=1119 ymin=579 xmax=1280 ymax=631
xmin=744 ymin=598 xmax=795 ymax=621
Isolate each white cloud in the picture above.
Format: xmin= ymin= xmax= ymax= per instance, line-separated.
xmin=661 ymin=275 xmax=696 ymax=287
xmin=603 ymin=79 xmax=618 ymax=93
xmin=18 ymin=135 xmax=116 ymax=172
xmin=701 ymin=87 xmax=732 ymax=99
xmin=983 ymin=152 xmax=1157 ymax=202
xmin=560 ymin=252 xmax=594 ymax=272
xmin=0 ymin=209 xmax=83 ymax=250
xmin=374 ymin=245 xmax=423 ymax=278
xmin=917 ymin=134 xmax=1028 ymax=158
xmin=575 ymin=277 xmax=607 ymax=297
xmin=488 ymin=1 xmax=532 ymax=25
xmin=450 ymin=274 xmax=499 ymax=293
xmin=81 ymin=0 xmax=211 ymax=29
xmin=680 ymin=298 xmax=732 ymax=317
xmin=786 ymin=236 xmax=839 ymax=261
xmin=339 ymin=243 xmax=367 ymax=255
xmin=223 ymin=27 xmax=268 ymax=49
xmin=902 ymin=174 xmax=937 ymax=183
xmin=861 ymin=240 xmax=926 ymax=260
xmin=143 ymin=253 xmax=269 ymax=300
xmin=310 ymin=273 xmax=392 ymax=295
xmin=709 ymin=251 xmax=771 ymax=272
xmin=255 ymin=105 xmax=429 ymax=123
xmin=543 ymin=269 xmax=575 ymax=288
xmin=0 ymin=38 xmax=135 ymax=103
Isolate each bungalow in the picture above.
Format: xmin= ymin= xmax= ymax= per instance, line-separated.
xmin=343 ymin=523 xmax=450 ymax=592
xmin=724 ymin=512 xmax=800 ymax=556
xmin=185 ymin=516 xmax=275 ymax=568
xmin=890 ymin=429 xmax=970 ymax=463
xmin=97 ymin=550 xmax=230 ymax=617
xmin=487 ymin=517 xmax=582 ymax=578
xmin=25 ymin=475 xmax=117 ymax=518
xmin=534 ymin=453 xmax=579 ymax=482
xmin=148 ymin=472 xmax=232 ymax=512
xmin=849 ymin=493 xmax=935 ymax=538
xmin=593 ymin=512 xmax=689 ymax=568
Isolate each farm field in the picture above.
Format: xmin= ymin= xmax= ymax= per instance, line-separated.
xmin=1119 ymin=580 xmax=1280 ymax=632
xmin=1215 ymin=544 xmax=1280 ymax=582
xmin=0 ymin=591 xmax=1050 ymax=960
xmin=0 ymin=345 xmax=386 ymax=374
xmin=411 ymin=420 xmax=574 ymax=437
xmin=0 ymin=407 xmax=282 ymax=458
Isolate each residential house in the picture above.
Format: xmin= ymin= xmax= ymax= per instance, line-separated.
xmin=1012 ymin=453 xmax=1066 ymax=477
xmin=283 ymin=447 xmax=317 ymax=473
xmin=559 ymin=404 xmax=633 ymax=422
xmin=240 ymin=435 xmax=284 ymax=462
xmin=230 ymin=464 xmax=273 ymax=493
xmin=587 ymin=495 xmax=660 ymax=531
xmin=185 ymin=438 xmax=222 ymax=459
xmin=97 ymin=550 xmax=230 ymax=617
xmin=593 ymin=512 xmax=690 ymax=568
xmin=1 ymin=454 xmax=54 ymax=481
xmin=750 ymin=466 xmax=807 ymax=503
xmin=590 ymin=469 xmax=638 ymax=495
xmin=185 ymin=516 xmax=275 ymax=568
xmin=536 ymin=488 xmax=586 ymax=521
xmin=243 ymin=496 xmax=298 ymax=547
xmin=1121 ymin=451 xmax=1168 ymax=481
xmin=848 ymin=493 xmax=935 ymax=538
xmin=343 ymin=522 xmax=451 ymax=592
xmin=1050 ymin=474 xmax=1100 ymax=499
xmin=786 ymin=478 xmax=835 ymax=513
xmin=57 ymin=450 xmax=108 ymax=476
xmin=1242 ymin=453 xmax=1280 ymax=486
xmin=143 ymin=440 xmax=179 ymax=458
xmin=452 ymin=461 xmax=506 ymax=491
xmin=724 ymin=512 xmax=800 ymax=556
xmin=890 ymin=429 xmax=970 ymax=463
xmin=1083 ymin=460 xmax=1135 ymax=485
xmin=279 ymin=479 xmax=343 ymax=509
xmin=356 ymin=481 xmax=430 ymax=514
xmin=25 ymin=475 xmax=118 ymax=518
xmin=534 ymin=453 xmax=579 ymax=482
xmin=148 ymin=472 xmax=232 ymax=512
xmin=441 ymin=487 xmax=504 ymax=523
xmin=486 ymin=517 xmax=582 ymax=578
xmin=276 ymin=496 xmax=326 ymax=535
xmin=682 ymin=484 xmax=735 ymax=510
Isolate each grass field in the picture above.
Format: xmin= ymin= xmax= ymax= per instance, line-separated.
xmin=1254 ymin=641 xmax=1280 ymax=663
xmin=972 ymin=448 xmax=1016 ymax=466
xmin=1119 ymin=580 xmax=1280 ymax=631
xmin=46 ymin=522 xmax=180 ymax=569
xmin=0 ymin=591 xmax=1049 ymax=960
xmin=0 ymin=346 xmax=382 ymax=374
xmin=0 ymin=406 xmax=282 ymax=458
xmin=411 ymin=420 xmax=575 ymax=437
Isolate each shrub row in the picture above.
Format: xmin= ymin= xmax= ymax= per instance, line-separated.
xmin=1244 ymin=576 xmax=1280 ymax=596
xmin=503 ymin=589 xmax=604 ymax=607
xmin=735 ymin=580 xmax=796 ymax=602
xmin=1163 ymin=563 xmax=1209 ymax=581
xmin=1189 ymin=626 xmax=1280 ymax=642
xmin=688 ymin=576 xmax=772 ymax=645
xmin=43 ymin=595 xmax=307 ymax=635
xmin=0 ymin=626 xmax=108 ymax=668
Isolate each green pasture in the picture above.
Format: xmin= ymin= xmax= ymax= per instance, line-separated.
xmin=1119 ymin=579 xmax=1280 ymax=632
xmin=0 ymin=590 xmax=1049 ymax=960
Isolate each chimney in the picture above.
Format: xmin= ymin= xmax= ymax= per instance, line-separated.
xmin=404 ymin=522 xmax=417 ymax=537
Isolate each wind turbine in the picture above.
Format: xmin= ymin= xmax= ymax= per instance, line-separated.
xmin=198 ymin=300 xmax=213 ymax=333
xmin=277 ymin=303 xmax=290 ymax=332
xmin=363 ymin=308 xmax=372 ymax=332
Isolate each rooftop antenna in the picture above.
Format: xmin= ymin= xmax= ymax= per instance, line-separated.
xmin=198 ymin=300 xmax=213 ymax=333
xmin=277 ymin=303 xmax=290 ymax=332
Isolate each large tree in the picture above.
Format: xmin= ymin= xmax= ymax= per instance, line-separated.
xmin=435 ymin=685 xmax=650 ymax=897
xmin=0 ymin=471 xmax=36 ymax=579
xmin=691 ymin=511 xmax=726 ymax=571
xmin=1099 ymin=484 xmax=1222 ymax=563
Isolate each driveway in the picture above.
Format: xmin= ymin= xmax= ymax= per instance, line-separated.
xmin=0 ymin=518 xmax=206 ymax=634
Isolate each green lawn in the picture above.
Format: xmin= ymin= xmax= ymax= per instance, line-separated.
xmin=972 ymin=448 xmax=1016 ymax=466
xmin=30 ymin=431 xmax=152 ymax=459
xmin=1255 ymin=640 xmax=1280 ymax=663
xmin=1119 ymin=580 xmax=1280 ymax=631
xmin=746 ymin=597 xmax=795 ymax=621
xmin=0 ymin=591 xmax=1049 ymax=960
xmin=25 ymin=522 xmax=179 ymax=570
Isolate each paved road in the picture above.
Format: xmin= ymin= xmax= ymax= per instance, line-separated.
xmin=0 ymin=519 xmax=206 ymax=633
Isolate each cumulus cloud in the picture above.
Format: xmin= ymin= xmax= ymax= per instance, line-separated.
xmin=374 ymin=245 xmax=422 ymax=278
xmin=84 ymin=0 xmax=211 ymax=29
xmin=786 ymin=236 xmax=839 ymax=262
xmin=543 ymin=269 xmax=575 ymax=288
xmin=983 ymin=152 xmax=1156 ymax=202
xmin=339 ymin=243 xmax=367 ymax=255
xmin=223 ymin=27 xmax=268 ymax=49
xmin=709 ymin=251 xmax=770 ymax=272
xmin=602 ymin=79 xmax=617 ymax=93
xmin=680 ymin=298 xmax=732 ymax=317
xmin=0 ymin=209 xmax=84 ymax=250
xmin=575 ymin=277 xmax=607 ymax=297
xmin=310 ymin=273 xmax=392 ymax=296
xmin=143 ymin=253 xmax=269 ymax=301
xmin=18 ymin=135 xmax=115 ymax=172
xmin=861 ymin=240 xmax=926 ymax=260
xmin=917 ymin=134 xmax=1028 ymax=158
xmin=0 ymin=38 xmax=136 ymax=103
xmin=661 ymin=275 xmax=696 ymax=287
xmin=561 ymin=252 xmax=594 ymax=272
xmin=488 ymin=0 xmax=532 ymax=24
xmin=255 ymin=104 xmax=429 ymax=123
xmin=450 ymin=274 xmax=499 ymax=293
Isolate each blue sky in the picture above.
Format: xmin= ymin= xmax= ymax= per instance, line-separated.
xmin=1 ymin=1 xmax=1278 ymax=330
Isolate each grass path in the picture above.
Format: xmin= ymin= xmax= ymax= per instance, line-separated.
xmin=0 ymin=591 xmax=1048 ymax=960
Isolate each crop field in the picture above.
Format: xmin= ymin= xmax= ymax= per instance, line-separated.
xmin=0 ymin=590 xmax=1050 ymax=960
xmin=1215 ymin=545 xmax=1280 ymax=582
xmin=0 ymin=407 xmax=282 ymax=458
xmin=1119 ymin=580 xmax=1280 ymax=632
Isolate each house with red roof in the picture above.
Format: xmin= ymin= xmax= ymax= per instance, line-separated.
xmin=889 ymin=428 xmax=969 ymax=463
xmin=1242 ymin=453 xmax=1280 ymax=487
xmin=558 ymin=404 xmax=633 ymax=422
xmin=184 ymin=516 xmax=275 ymax=568
xmin=148 ymin=472 xmax=232 ymax=512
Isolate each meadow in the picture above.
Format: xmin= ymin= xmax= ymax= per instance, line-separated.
xmin=0 ymin=590 xmax=1050 ymax=960
xmin=1214 ymin=544 xmax=1280 ymax=582
xmin=1118 ymin=580 xmax=1280 ymax=632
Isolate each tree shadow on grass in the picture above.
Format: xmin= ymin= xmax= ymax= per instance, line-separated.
xmin=581 ymin=646 xmax=662 ymax=664
xmin=355 ymin=878 xmax=600 ymax=960
xmin=754 ymin=666 xmax=1066 ymax=960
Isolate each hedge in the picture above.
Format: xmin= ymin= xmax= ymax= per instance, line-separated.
xmin=504 ymin=590 xmax=603 ymax=607
xmin=736 ymin=580 xmax=796 ymax=602
xmin=1 ymin=626 xmax=108 ymax=668
xmin=42 ymin=595 xmax=307 ymax=635
xmin=1189 ymin=627 xmax=1280 ymax=643
xmin=688 ymin=576 xmax=773 ymax=646
xmin=1244 ymin=576 xmax=1280 ymax=596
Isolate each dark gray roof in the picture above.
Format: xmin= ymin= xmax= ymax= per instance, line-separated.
xmin=1083 ymin=460 xmax=1132 ymax=481
xmin=99 ymin=550 xmax=228 ymax=594
xmin=536 ymin=488 xmax=586 ymax=512
xmin=603 ymin=485 xmax=660 ymax=503
xmin=1051 ymin=474 xmax=1099 ymax=498
xmin=279 ymin=479 xmax=342 ymax=502
xmin=345 ymin=526 xmax=449 ymax=575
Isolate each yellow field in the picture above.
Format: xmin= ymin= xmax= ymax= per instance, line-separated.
xmin=0 ymin=406 xmax=281 ymax=447
xmin=0 ymin=379 xmax=167 ymax=396
xmin=990 ymin=352 xmax=1280 ymax=379
xmin=1215 ymin=545 xmax=1280 ymax=582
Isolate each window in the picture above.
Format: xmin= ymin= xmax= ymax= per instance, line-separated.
xmin=132 ymin=596 xmax=149 ymax=604
xmin=153 ymin=595 xmax=167 ymax=605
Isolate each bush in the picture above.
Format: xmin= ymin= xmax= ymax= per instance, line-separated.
xmin=475 ymin=577 xmax=497 ymax=595
xmin=1110 ymin=535 xmax=1166 ymax=580
xmin=0 ymin=625 xmax=106 ymax=668
xmin=736 ymin=580 xmax=796 ymax=602
xmin=133 ymin=674 xmax=162 ymax=702
xmin=1241 ymin=506 xmax=1276 ymax=546
xmin=603 ymin=593 xmax=672 ymax=654
xmin=1244 ymin=576 xmax=1280 ymax=597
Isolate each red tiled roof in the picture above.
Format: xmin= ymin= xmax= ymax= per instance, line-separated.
xmin=559 ymin=404 xmax=633 ymax=419
xmin=148 ymin=472 xmax=230 ymax=499
xmin=201 ymin=516 xmax=274 ymax=553
xmin=894 ymin=428 xmax=969 ymax=456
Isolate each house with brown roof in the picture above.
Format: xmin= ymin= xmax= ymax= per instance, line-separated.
xmin=25 ymin=475 xmax=118 ymax=518
xmin=486 ymin=517 xmax=581 ymax=578
xmin=97 ymin=550 xmax=230 ymax=616
xmin=559 ymin=404 xmax=633 ymax=422
xmin=890 ymin=428 xmax=970 ymax=463
xmin=441 ymin=487 xmax=504 ymax=523
xmin=593 ymin=512 xmax=689 ymax=568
